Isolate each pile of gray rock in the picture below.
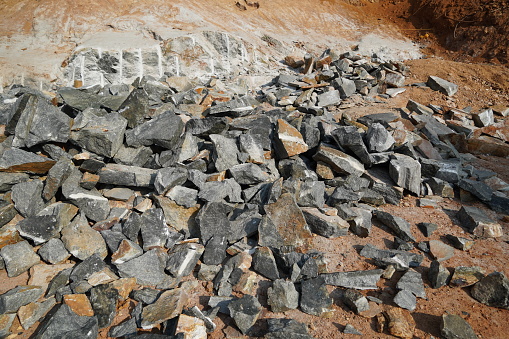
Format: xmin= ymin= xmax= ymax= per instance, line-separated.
xmin=0 ymin=50 xmax=508 ymax=338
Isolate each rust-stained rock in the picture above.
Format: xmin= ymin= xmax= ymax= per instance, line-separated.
xmin=141 ymin=288 xmax=188 ymax=329
xmin=176 ymin=314 xmax=207 ymax=339
xmin=111 ymin=239 xmax=143 ymax=265
xmin=262 ymin=193 xmax=312 ymax=250
xmin=0 ymin=222 xmax=23 ymax=250
xmin=450 ymin=266 xmax=485 ymax=287
xmin=0 ymin=148 xmax=55 ymax=174
xmin=111 ymin=278 xmax=137 ymax=300
xmin=154 ymin=196 xmax=200 ymax=237
xmin=273 ymin=119 xmax=309 ymax=159
xmin=384 ymin=306 xmax=416 ymax=339
xmin=63 ymin=294 xmax=94 ymax=317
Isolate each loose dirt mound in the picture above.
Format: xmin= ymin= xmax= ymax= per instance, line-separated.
xmin=410 ymin=0 xmax=509 ymax=63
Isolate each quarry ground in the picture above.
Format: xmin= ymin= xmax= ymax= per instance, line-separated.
xmin=0 ymin=0 xmax=508 ymax=338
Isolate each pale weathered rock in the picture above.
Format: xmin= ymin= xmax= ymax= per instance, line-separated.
xmin=366 ymin=123 xmax=395 ymax=153
xmin=429 ymin=239 xmax=455 ymax=262
xmin=450 ymin=266 xmax=485 ymax=287
xmin=63 ymin=294 xmax=94 ymax=317
xmin=17 ymin=297 xmax=56 ymax=330
xmin=273 ymin=119 xmax=309 ymax=159
xmin=176 ymin=314 xmax=207 ymax=339
xmin=61 ymin=213 xmax=108 ymax=260
xmin=389 ymin=154 xmax=421 ymax=195
xmin=427 ymin=76 xmax=458 ymax=96
xmin=313 ymin=144 xmax=365 ymax=177
xmin=141 ymin=288 xmax=188 ymax=329
xmin=385 ymin=306 xmax=416 ymax=339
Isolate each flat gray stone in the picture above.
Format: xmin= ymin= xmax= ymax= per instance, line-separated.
xmin=0 ymin=147 xmax=56 ymax=174
xmin=313 ymin=144 xmax=365 ymax=177
xmin=396 ymin=269 xmax=426 ymax=299
xmin=140 ymin=208 xmax=169 ymax=250
xmin=166 ymin=243 xmax=204 ymax=278
xmin=318 ymin=90 xmax=341 ymax=107
xmin=0 ymin=240 xmax=40 ymax=277
xmin=166 ymin=186 xmax=198 ymax=208
xmin=322 ymin=269 xmax=384 ymax=289
xmin=375 ymin=210 xmax=415 ymax=242
xmin=393 ymin=289 xmax=416 ymax=311
xmin=61 ymin=213 xmax=108 ymax=260
xmin=229 ymin=163 xmax=269 ymax=185
xmin=16 ymin=215 xmax=59 ymax=245
xmin=0 ymin=285 xmax=44 ymax=314
xmin=427 ymin=76 xmax=458 ymax=96
xmin=300 ymin=276 xmax=333 ymax=316
xmin=441 ymin=314 xmax=478 ymax=339
xmin=116 ymin=248 xmax=169 ymax=286
xmin=12 ymin=179 xmax=45 ymax=217
xmin=457 ymin=206 xmax=502 ymax=238
xmin=359 ymin=244 xmax=423 ymax=270
xmin=38 ymin=238 xmax=71 ymax=264
xmin=0 ymin=172 xmax=29 ymax=192
xmin=209 ymin=134 xmax=239 ymax=172
xmin=389 ymin=154 xmax=421 ymax=195
xmin=154 ymin=167 xmax=188 ymax=195
xmin=98 ymin=164 xmax=157 ymax=188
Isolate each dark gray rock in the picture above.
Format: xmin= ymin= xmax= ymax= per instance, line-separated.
xmin=0 ymin=285 xmax=44 ymax=314
xmin=131 ymin=288 xmax=162 ymax=305
xmin=393 ymin=289 xmax=416 ymax=311
xmin=334 ymin=77 xmax=356 ymax=98
xmin=140 ymin=208 xmax=169 ymax=250
xmin=125 ymin=111 xmax=184 ymax=149
xmin=186 ymin=117 xmax=229 ymax=137
xmin=375 ymin=210 xmax=415 ymax=242
xmin=457 ymin=206 xmax=502 ymax=238
xmin=331 ymin=126 xmax=371 ymax=165
xmin=166 ymin=186 xmax=198 ymax=208
xmin=252 ymin=246 xmax=280 ymax=280
xmin=418 ymin=222 xmax=438 ymax=237
xmin=297 ymin=181 xmax=325 ymax=208
xmin=116 ymin=248 xmax=169 ymax=286
xmin=267 ymin=279 xmax=299 ymax=313
xmin=208 ymin=296 xmax=236 ymax=315
xmin=229 ymin=163 xmax=269 ymax=185
xmin=239 ymin=134 xmax=266 ymax=164
xmin=213 ymin=253 xmax=245 ymax=296
xmin=12 ymin=179 xmax=45 ymax=217
xmin=427 ymin=177 xmax=454 ymax=198
xmin=0 ymin=240 xmax=40 ymax=277
xmin=228 ymin=295 xmax=262 ymax=334
xmin=70 ymin=110 xmax=127 ymax=158
xmin=488 ymin=193 xmax=509 ymax=215
xmin=0 ymin=201 xmax=16 ymax=228
xmin=203 ymin=235 xmax=227 ymax=265
xmin=0 ymin=147 xmax=56 ymax=174
xmin=313 ymin=144 xmax=365 ymax=177
xmin=209 ymin=134 xmax=239 ymax=171
xmin=348 ymin=207 xmax=373 ymax=237
xmin=208 ymin=96 xmax=260 ymax=117
xmin=328 ymin=186 xmax=362 ymax=205
xmin=342 ymin=289 xmax=369 ymax=314
xmin=166 ymin=243 xmax=204 ymax=278
xmin=429 ymin=260 xmax=451 ymax=289
xmin=100 ymin=229 xmax=127 ymax=253
xmin=122 ymin=212 xmax=142 ymax=242
xmin=265 ymin=318 xmax=315 ymax=339
xmin=427 ymin=76 xmax=458 ymax=96
xmin=228 ymin=204 xmax=261 ymax=242
xmin=109 ymin=317 xmax=137 ymax=338
xmin=0 ymin=172 xmax=29 ymax=192
xmin=118 ymin=87 xmax=149 ymax=128
xmin=36 ymin=303 xmax=99 ymax=339
xmin=113 ymin=144 xmax=153 ymax=167
xmin=67 ymin=189 xmax=110 ymax=223
xmin=343 ymin=324 xmax=362 ymax=335
xmin=471 ymin=272 xmax=509 ymax=309
xmin=322 ymin=269 xmax=383 ymax=289
xmin=69 ymin=253 xmax=106 ymax=283
xmin=46 ymin=268 xmax=72 ymax=298
xmin=196 ymin=201 xmax=234 ymax=245
xmin=441 ymin=314 xmax=478 ymax=339
xmin=9 ymin=94 xmax=71 ymax=148
xmin=38 ymin=238 xmax=71 ymax=264
xmin=435 ymin=161 xmax=461 ymax=184
xmin=300 ymin=276 xmax=333 ymax=316
xmin=458 ymin=179 xmax=493 ymax=202
xmin=396 ymin=269 xmax=426 ymax=299
xmin=366 ymin=123 xmax=394 ymax=153
xmin=407 ymin=99 xmax=434 ymax=115
xmin=446 ymin=235 xmax=474 ymax=251
xmin=16 ymin=215 xmax=59 ymax=245
xmin=359 ymin=244 xmax=423 ymax=269
xmin=98 ymin=164 xmax=157 ymax=188
xmin=88 ymin=284 xmax=119 ymax=328
xmin=389 ymin=154 xmax=421 ymax=195
xmin=154 ymin=167 xmax=188 ymax=195
xmin=42 ymin=157 xmax=74 ymax=201
xmin=302 ymin=207 xmax=349 ymax=238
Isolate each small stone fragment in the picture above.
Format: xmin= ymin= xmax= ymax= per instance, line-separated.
xmin=322 ymin=269 xmax=384 ymax=289
xmin=446 ymin=235 xmax=474 ymax=251
xmin=385 ymin=306 xmax=416 ymax=339
xmin=313 ymin=144 xmax=365 ymax=177
xmin=429 ymin=239 xmax=455 ymax=262
xmin=302 ymin=207 xmax=349 ymax=238
xmin=471 ymin=272 xmax=509 ymax=309
xmin=176 ymin=314 xmax=207 ymax=339
xmin=63 ymin=294 xmax=94 ymax=317
xmin=228 ymin=294 xmax=262 ymax=334
xmin=450 ymin=266 xmax=485 ymax=287
xmin=417 ymin=222 xmax=438 ymax=237
xmin=342 ymin=289 xmax=369 ymax=314
xmin=429 ymin=260 xmax=451 ymax=289
xmin=38 ymin=238 xmax=71 ymax=264
xmin=393 ymin=290 xmax=416 ymax=311
xmin=267 ymin=279 xmax=299 ymax=312
xmin=0 ymin=240 xmax=40 ymax=277
xmin=141 ymin=288 xmax=188 ymax=329
xmin=343 ymin=323 xmax=362 ymax=335
xmin=273 ymin=119 xmax=309 ymax=159
xmin=252 ymin=246 xmax=279 ymax=280
xmin=116 ymin=248 xmax=169 ymax=286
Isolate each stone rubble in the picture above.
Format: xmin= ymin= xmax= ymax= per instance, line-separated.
xmin=0 ymin=48 xmax=506 ymax=338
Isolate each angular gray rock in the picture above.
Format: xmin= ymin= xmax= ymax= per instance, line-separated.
xmin=359 ymin=244 xmax=423 ymax=269
xmin=252 ymin=246 xmax=280 ymax=280
xmin=154 ymin=167 xmax=188 ymax=195
xmin=342 ymin=289 xmax=369 ymax=314
xmin=375 ymin=210 xmax=415 ymax=242
xmin=427 ymin=76 xmax=458 ymax=96
xmin=457 ymin=206 xmax=502 ymax=238
xmin=472 ymin=109 xmax=494 ymax=128
xmin=116 ymin=248 xmax=169 ymax=286
xmin=166 ymin=185 xmax=198 ymax=208
xmin=389 ymin=154 xmax=421 ymax=195
xmin=429 ymin=239 xmax=455 ymax=262
xmin=109 ymin=317 xmax=137 ymax=338
xmin=458 ymin=179 xmax=493 ymax=202
xmin=332 ymin=126 xmax=371 ymax=165
xmin=0 ymin=172 xmax=29 ymax=192
xmin=38 ymin=238 xmax=71 ymax=264
xmin=344 ymin=324 xmax=362 ymax=335
xmin=118 ymin=87 xmax=149 ymax=128
xmin=88 ymin=284 xmax=119 ymax=328
xmin=322 ymin=269 xmax=384 ymax=289
xmin=35 ymin=303 xmax=98 ymax=339
xmin=417 ymin=222 xmax=438 ymax=237
xmin=70 ymin=110 xmax=127 ymax=158
xmin=0 ymin=147 xmax=56 ymax=174
xmin=0 ymin=285 xmax=44 ymax=314
xmin=209 ymin=134 xmax=239 ymax=171
xmin=446 ymin=235 xmax=474 ymax=251
xmin=11 ymin=179 xmax=45 ymax=217
xmin=471 ymin=272 xmax=509 ymax=309
xmin=208 ymin=96 xmax=260 ymax=117
xmin=166 ymin=242 xmax=204 ymax=278
xmin=265 ymin=318 xmax=315 ymax=339
xmin=228 ymin=295 xmax=262 ymax=334
xmin=396 ymin=269 xmax=426 ymax=299
xmin=113 ymin=144 xmax=153 ymax=167
xmin=313 ymin=144 xmax=365 ymax=177
xmin=348 ymin=207 xmax=373 ymax=237
xmin=42 ymin=157 xmax=74 ymax=201
xmin=393 ymin=289 xmax=416 ymax=311
xmin=0 ymin=240 xmax=40 ymax=277
xmin=297 ymin=180 xmax=325 ymax=208
xmin=140 ymin=208 xmax=169 ymax=250
xmin=441 ymin=314 xmax=478 ymax=339
xmin=8 ymin=93 xmax=71 ymax=148
xmin=267 ymin=279 xmax=299 ymax=312
xmin=18 ymin=297 xmax=56 ymax=330
xmin=69 ymin=253 xmax=106 ymax=282
xmin=317 ymin=90 xmax=341 ymax=107
xmin=61 ymin=213 xmax=108 ymax=260
xmin=300 ymin=276 xmax=333 ymax=316
xmin=16 ymin=215 xmax=59 ymax=245
xmin=334 ymin=77 xmax=356 ymax=98
xmin=229 ymin=163 xmax=269 ymax=185
xmin=366 ymin=123 xmax=395 ymax=153
xmin=98 ymin=164 xmax=157 ymax=188
xmin=429 ymin=260 xmax=451 ymax=289
xmin=126 ymin=111 xmax=184 ymax=149
xmin=302 ymin=207 xmax=349 ymax=238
